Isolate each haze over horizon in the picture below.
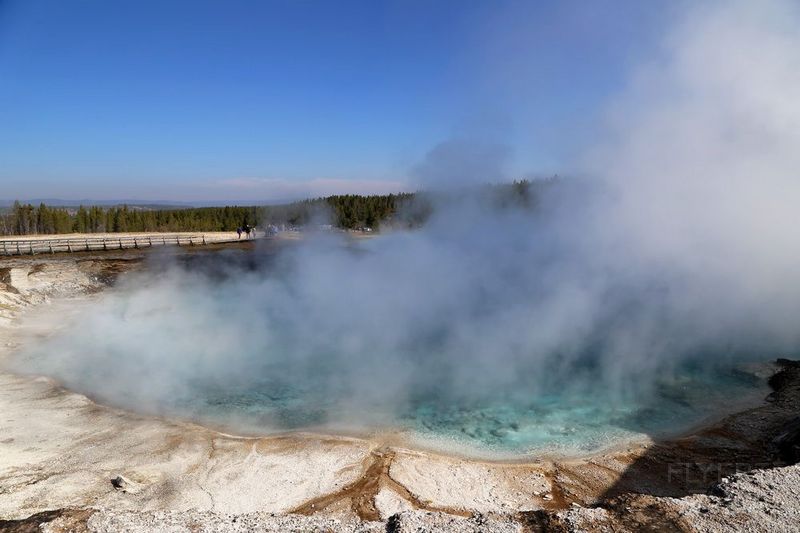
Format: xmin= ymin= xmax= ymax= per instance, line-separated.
xmin=0 ymin=0 xmax=672 ymax=202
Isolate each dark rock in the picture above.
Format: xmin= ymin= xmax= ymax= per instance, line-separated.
xmin=111 ymin=475 xmax=129 ymax=491
xmin=771 ymin=416 xmax=800 ymax=464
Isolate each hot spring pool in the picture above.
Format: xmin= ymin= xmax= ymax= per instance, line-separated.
xmin=7 ymin=246 xmax=775 ymax=459
xmin=12 ymin=303 xmax=769 ymax=458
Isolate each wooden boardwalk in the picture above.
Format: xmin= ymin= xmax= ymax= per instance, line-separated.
xmin=0 ymin=232 xmax=256 ymax=256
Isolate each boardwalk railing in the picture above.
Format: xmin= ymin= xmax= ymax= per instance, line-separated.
xmin=0 ymin=233 xmax=255 ymax=256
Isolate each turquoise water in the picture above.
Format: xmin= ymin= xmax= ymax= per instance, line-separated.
xmin=164 ymin=360 xmax=766 ymax=457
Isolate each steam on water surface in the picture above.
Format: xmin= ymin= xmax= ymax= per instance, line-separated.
xmin=10 ymin=241 xmax=771 ymax=458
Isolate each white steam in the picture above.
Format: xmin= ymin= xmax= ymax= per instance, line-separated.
xmin=584 ymin=0 xmax=800 ymax=350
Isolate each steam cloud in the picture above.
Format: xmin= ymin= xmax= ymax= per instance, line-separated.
xmin=13 ymin=0 xmax=800 ymax=449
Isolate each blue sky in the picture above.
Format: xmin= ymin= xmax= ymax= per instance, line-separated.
xmin=0 ymin=0 xmax=674 ymax=203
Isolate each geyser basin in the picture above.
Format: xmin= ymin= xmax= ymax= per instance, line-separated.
xmin=8 ymin=244 xmax=772 ymax=458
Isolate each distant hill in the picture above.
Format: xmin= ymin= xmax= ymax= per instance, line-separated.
xmin=0 ymin=199 xmax=194 ymax=209
xmin=0 ymin=198 xmax=306 ymax=209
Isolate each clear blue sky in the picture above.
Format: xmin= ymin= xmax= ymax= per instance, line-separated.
xmin=0 ymin=0 xmax=674 ymax=203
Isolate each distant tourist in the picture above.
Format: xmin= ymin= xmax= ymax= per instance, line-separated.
xmin=236 ymin=227 xmax=242 ymax=239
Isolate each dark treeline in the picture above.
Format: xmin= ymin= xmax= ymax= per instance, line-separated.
xmin=0 ymin=201 xmax=263 ymax=236
xmin=0 ymin=180 xmax=546 ymax=236
xmin=265 ymin=192 xmax=418 ymax=229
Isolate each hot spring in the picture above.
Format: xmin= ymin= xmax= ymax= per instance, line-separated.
xmin=8 ymin=240 xmax=774 ymax=459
